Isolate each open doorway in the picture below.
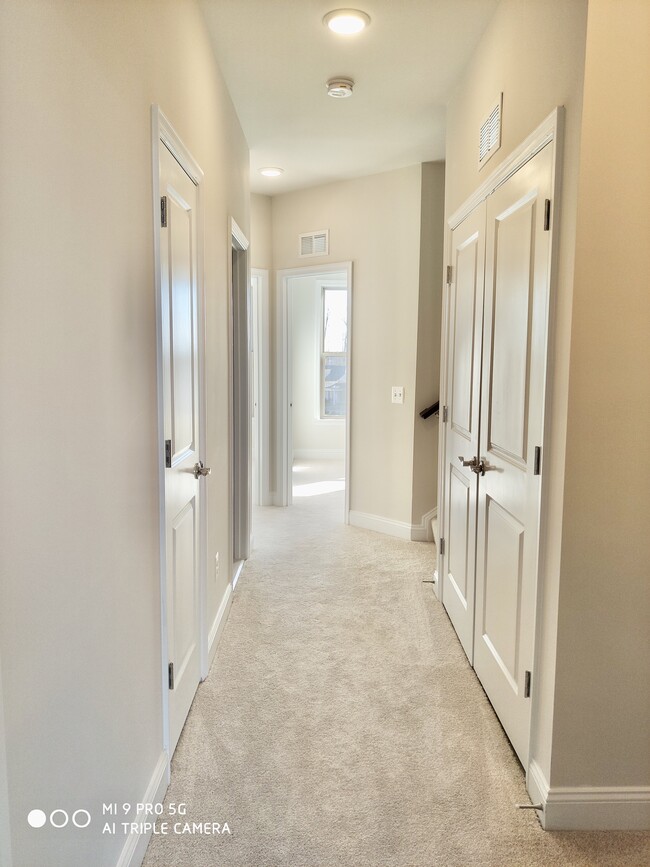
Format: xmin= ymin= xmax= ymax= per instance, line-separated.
xmin=277 ymin=263 xmax=352 ymax=520
xmin=230 ymin=219 xmax=251 ymax=587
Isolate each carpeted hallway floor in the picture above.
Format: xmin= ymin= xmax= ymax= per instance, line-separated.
xmin=143 ymin=461 xmax=650 ymax=867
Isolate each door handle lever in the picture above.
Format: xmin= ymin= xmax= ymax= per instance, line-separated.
xmin=458 ymin=456 xmax=489 ymax=476
xmin=193 ymin=461 xmax=212 ymax=479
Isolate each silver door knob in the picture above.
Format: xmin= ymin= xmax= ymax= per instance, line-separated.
xmin=193 ymin=461 xmax=212 ymax=479
xmin=458 ymin=456 xmax=478 ymax=468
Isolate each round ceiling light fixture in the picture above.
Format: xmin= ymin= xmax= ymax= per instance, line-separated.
xmin=327 ymin=77 xmax=354 ymax=99
xmin=258 ymin=167 xmax=284 ymax=177
xmin=323 ymin=9 xmax=371 ymax=35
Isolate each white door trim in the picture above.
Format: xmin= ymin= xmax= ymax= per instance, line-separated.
xmin=448 ymin=107 xmax=565 ymax=230
xmin=151 ymin=105 xmax=207 ymax=757
xmin=251 ymin=268 xmax=271 ymax=506
xmin=276 ymin=262 xmax=353 ymax=521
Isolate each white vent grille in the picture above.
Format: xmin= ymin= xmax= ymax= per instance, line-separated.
xmin=479 ymin=96 xmax=502 ymax=167
xmin=299 ymin=230 xmax=329 ymax=258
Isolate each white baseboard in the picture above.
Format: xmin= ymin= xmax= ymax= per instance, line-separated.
xmin=208 ymin=582 xmax=233 ymax=669
xmin=293 ymin=449 xmax=344 ymax=460
xmin=349 ymin=509 xmax=438 ymax=543
xmin=527 ymin=760 xmax=650 ymax=830
xmin=115 ymin=751 xmax=169 ymax=867
xmin=411 ymin=507 xmax=438 ymax=542
xmin=231 ymin=560 xmax=245 ymax=591
xmin=349 ymin=510 xmax=413 ymax=540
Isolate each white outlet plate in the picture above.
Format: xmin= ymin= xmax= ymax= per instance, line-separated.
xmin=392 ymin=386 xmax=404 ymax=404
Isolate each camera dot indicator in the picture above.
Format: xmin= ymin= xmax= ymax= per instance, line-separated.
xmin=27 ymin=810 xmax=47 ymax=828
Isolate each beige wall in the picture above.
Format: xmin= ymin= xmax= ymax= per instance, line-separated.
xmin=271 ymin=167 xmax=435 ymax=526
xmin=0 ymin=2 xmax=248 ymax=865
xmin=552 ymin=0 xmax=650 ymax=788
xmin=251 ymin=193 xmax=273 ymax=270
xmin=444 ymin=0 xmax=588 ymax=786
xmin=411 ymin=162 xmax=445 ymax=528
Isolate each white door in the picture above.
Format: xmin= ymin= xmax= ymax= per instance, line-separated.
xmin=441 ymin=202 xmax=486 ymax=661
xmin=473 ymin=144 xmax=553 ymax=766
xmin=160 ymin=143 xmax=203 ymax=755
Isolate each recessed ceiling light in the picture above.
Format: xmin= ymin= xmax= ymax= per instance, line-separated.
xmin=323 ymin=9 xmax=371 ymax=35
xmin=258 ymin=167 xmax=284 ymax=177
xmin=327 ymin=77 xmax=354 ymax=98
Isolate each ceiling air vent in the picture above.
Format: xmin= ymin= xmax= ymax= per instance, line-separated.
xmin=479 ymin=95 xmax=502 ymax=168
xmin=299 ymin=229 xmax=329 ymax=258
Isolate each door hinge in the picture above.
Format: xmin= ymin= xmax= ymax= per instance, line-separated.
xmin=524 ymin=670 xmax=532 ymax=698
xmin=442 ymin=405 xmax=448 ymax=423
xmin=439 ymin=537 xmax=445 ymax=557
xmin=168 ymin=662 xmax=175 ymax=690
xmin=533 ymin=446 xmax=541 ymax=476
xmin=543 ymin=199 xmax=551 ymax=231
xmin=161 ymin=195 xmax=168 ymax=228
xmin=165 ymin=439 xmax=172 ymax=468
xmin=446 ymin=264 xmax=453 ymax=285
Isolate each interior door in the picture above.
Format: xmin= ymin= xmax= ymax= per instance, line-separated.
xmin=160 ymin=143 xmax=202 ymax=755
xmin=473 ymin=144 xmax=553 ymax=766
xmin=441 ymin=203 xmax=486 ymax=661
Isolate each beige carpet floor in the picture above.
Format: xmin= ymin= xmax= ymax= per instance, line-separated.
xmin=143 ymin=462 xmax=650 ymax=867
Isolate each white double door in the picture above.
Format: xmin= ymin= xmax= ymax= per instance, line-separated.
xmin=441 ymin=144 xmax=553 ymax=766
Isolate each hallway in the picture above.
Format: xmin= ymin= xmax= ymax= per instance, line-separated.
xmin=142 ymin=467 xmax=650 ymax=867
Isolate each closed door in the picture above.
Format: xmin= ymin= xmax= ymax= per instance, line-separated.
xmin=441 ymin=203 xmax=486 ymax=660
xmin=473 ymin=144 xmax=552 ymax=766
xmin=160 ymin=143 xmax=202 ymax=755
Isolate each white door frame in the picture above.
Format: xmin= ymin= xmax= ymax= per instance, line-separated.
xmin=437 ymin=107 xmax=564 ymax=783
xmin=151 ymin=106 xmax=208 ymax=760
xmin=276 ymin=262 xmax=353 ymax=519
xmin=251 ymin=268 xmax=271 ymax=506
xmin=230 ymin=219 xmax=251 ymax=586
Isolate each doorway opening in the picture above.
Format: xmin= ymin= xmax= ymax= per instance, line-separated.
xmin=250 ymin=268 xmax=271 ymax=512
xmin=231 ymin=219 xmax=251 ymax=588
xmin=277 ymin=263 xmax=352 ymax=521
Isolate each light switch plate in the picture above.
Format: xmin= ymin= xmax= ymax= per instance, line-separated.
xmin=392 ymin=386 xmax=404 ymax=404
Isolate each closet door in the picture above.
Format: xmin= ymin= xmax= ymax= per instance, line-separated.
xmin=441 ymin=202 xmax=486 ymax=661
xmin=473 ymin=144 xmax=553 ymax=766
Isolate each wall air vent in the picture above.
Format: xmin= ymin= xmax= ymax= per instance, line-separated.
xmin=479 ymin=95 xmax=502 ymax=168
xmin=299 ymin=229 xmax=329 ymax=258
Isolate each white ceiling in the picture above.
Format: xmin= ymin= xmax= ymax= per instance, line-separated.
xmin=200 ymin=0 xmax=499 ymax=196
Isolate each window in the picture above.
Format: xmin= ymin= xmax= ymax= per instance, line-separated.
xmin=320 ymin=287 xmax=347 ymax=418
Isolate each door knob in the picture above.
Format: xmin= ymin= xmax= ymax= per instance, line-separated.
xmin=193 ymin=461 xmax=212 ymax=479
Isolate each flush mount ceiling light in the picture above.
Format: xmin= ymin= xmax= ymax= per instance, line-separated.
xmin=258 ymin=167 xmax=284 ymax=177
xmin=327 ymin=77 xmax=354 ymax=98
xmin=323 ymin=8 xmax=370 ymax=34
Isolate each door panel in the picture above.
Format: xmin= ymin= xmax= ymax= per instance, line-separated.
xmin=488 ymin=197 xmax=535 ymax=465
xmin=441 ymin=203 xmax=485 ymax=661
xmin=481 ymin=497 xmax=524 ymax=689
xmin=160 ymin=143 xmax=201 ymax=756
xmin=169 ymin=195 xmax=196 ymax=459
xmin=473 ymin=144 xmax=553 ymax=766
